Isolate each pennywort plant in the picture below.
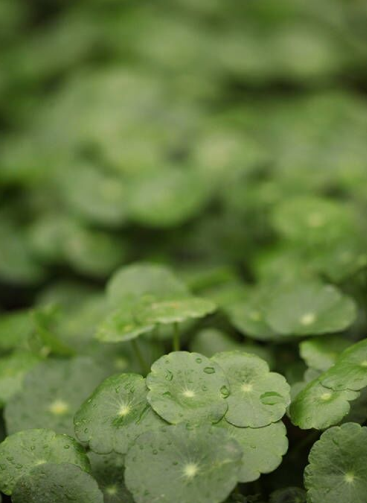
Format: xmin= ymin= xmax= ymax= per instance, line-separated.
xmin=0 ymin=260 xmax=366 ymax=502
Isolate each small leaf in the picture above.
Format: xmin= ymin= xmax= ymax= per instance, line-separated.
xmin=128 ymin=168 xmax=212 ymax=228
xmin=300 ymin=336 xmax=351 ymax=372
xmin=291 ymin=339 xmax=367 ymax=429
xmin=96 ymin=309 xmax=154 ymax=343
xmin=190 ymin=328 xmax=274 ymax=366
xmin=135 ymin=296 xmax=216 ymax=325
xmin=226 ymin=287 xmax=278 ymax=341
xmin=107 ymin=263 xmax=188 ymax=310
xmin=321 ymin=338 xmax=367 ymax=391
xmin=290 ymin=379 xmax=359 ymax=430
xmin=272 ymin=196 xmax=358 ymax=245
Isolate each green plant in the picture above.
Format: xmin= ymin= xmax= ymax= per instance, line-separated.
xmin=1 ymin=1 xmax=367 ymax=501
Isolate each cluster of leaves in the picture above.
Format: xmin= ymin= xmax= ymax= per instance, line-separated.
xmin=1 ymin=0 xmax=367 ymax=502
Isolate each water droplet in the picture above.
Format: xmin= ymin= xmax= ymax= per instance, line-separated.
xmin=204 ymin=367 xmax=215 ymax=374
xmin=220 ymin=386 xmax=230 ymax=398
xmin=165 ymin=371 xmax=173 ymax=381
xmin=260 ymin=391 xmax=283 ymax=405
xmin=196 ymin=358 xmax=202 ymax=364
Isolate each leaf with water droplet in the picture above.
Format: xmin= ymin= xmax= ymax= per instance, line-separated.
xmin=134 ymin=296 xmax=216 ymax=326
xmin=125 ymin=424 xmax=242 ymax=503
xmin=88 ymin=452 xmax=134 ymax=503
xmin=305 ymin=423 xmax=367 ymax=503
xmin=212 ymin=351 xmax=290 ymax=428
xmin=290 ymin=339 xmax=367 ymax=430
xmin=0 ymin=429 xmax=90 ymax=495
xmin=214 ymin=420 xmax=288 ymax=483
xmin=74 ymin=374 xmax=164 ymax=455
xmin=265 ymin=281 xmax=356 ymax=337
xmin=12 ymin=463 xmax=103 ymax=503
xmin=4 ymin=357 xmax=108 ymax=436
xmin=147 ymin=352 xmax=229 ymax=425
xmin=0 ymin=352 xmax=40 ymax=407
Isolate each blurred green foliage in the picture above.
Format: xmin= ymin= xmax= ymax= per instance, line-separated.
xmin=0 ymin=0 xmax=367 ymax=501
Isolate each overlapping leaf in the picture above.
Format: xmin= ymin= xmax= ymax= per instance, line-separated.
xmin=125 ymin=425 xmax=242 ymax=503
xmin=305 ymin=423 xmax=367 ymax=503
xmin=290 ymin=339 xmax=367 ymax=429
xmin=5 ymin=357 xmax=108 ymax=436
xmin=212 ymin=351 xmax=290 ymax=428
xmin=0 ymin=429 xmax=90 ymax=495
xmin=12 ymin=463 xmax=104 ymax=503
xmin=74 ymin=373 xmax=164 ymax=455
xmin=147 ymin=351 xmax=229 ymax=425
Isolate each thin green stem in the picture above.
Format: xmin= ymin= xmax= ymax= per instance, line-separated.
xmin=173 ymin=322 xmax=180 ymax=352
xmin=131 ymin=339 xmax=149 ymax=375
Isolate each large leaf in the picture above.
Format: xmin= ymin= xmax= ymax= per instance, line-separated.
xmin=12 ymin=463 xmax=104 ymax=503
xmin=74 ymin=373 xmax=164 ymax=455
xmin=212 ymin=351 xmax=290 ymax=427
xmin=290 ymin=339 xmax=367 ymax=429
xmin=305 ymin=423 xmax=367 ymax=503
xmin=5 ymin=357 xmax=108 ymax=436
xmin=125 ymin=425 xmax=242 ymax=503
xmin=214 ymin=420 xmax=288 ymax=483
xmin=0 ymin=429 xmax=90 ymax=495
xmin=147 ymin=352 xmax=229 ymax=425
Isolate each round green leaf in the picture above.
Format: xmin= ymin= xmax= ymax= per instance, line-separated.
xmin=0 ymin=429 xmax=90 ymax=495
xmin=212 ymin=351 xmax=290 ymax=428
xmin=0 ymin=219 xmax=45 ymax=285
xmin=128 ymin=168 xmax=212 ymax=228
xmin=272 ymin=196 xmax=358 ymax=245
xmin=74 ymin=373 xmax=164 ymax=455
xmin=226 ymin=287 xmax=278 ymax=341
xmin=147 ymin=352 xmax=229 ymax=425
xmin=12 ymin=463 xmax=103 ymax=503
xmin=300 ymin=336 xmax=351 ymax=372
xmin=291 ymin=339 xmax=367 ymax=429
xmin=96 ymin=308 xmax=154 ymax=343
xmin=89 ymin=452 xmax=134 ymax=503
xmin=321 ymin=338 xmax=367 ymax=392
xmin=190 ymin=328 xmax=274 ymax=366
xmin=265 ymin=282 xmax=356 ymax=336
xmin=125 ymin=425 xmax=242 ymax=503
xmin=5 ymin=357 xmax=108 ymax=436
xmin=214 ymin=420 xmax=288 ymax=483
xmin=0 ymin=310 xmax=32 ymax=351
xmin=59 ymin=164 xmax=128 ymax=227
xmin=305 ymin=423 xmax=367 ymax=503
xmin=0 ymin=352 xmax=40 ymax=406
xmin=290 ymin=378 xmax=359 ymax=430
xmin=135 ymin=296 xmax=217 ymax=325
xmin=107 ymin=263 xmax=188 ymax=309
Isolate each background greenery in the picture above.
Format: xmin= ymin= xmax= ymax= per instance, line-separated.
xmin=0 ymin=0 xmax=367 ymax=502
